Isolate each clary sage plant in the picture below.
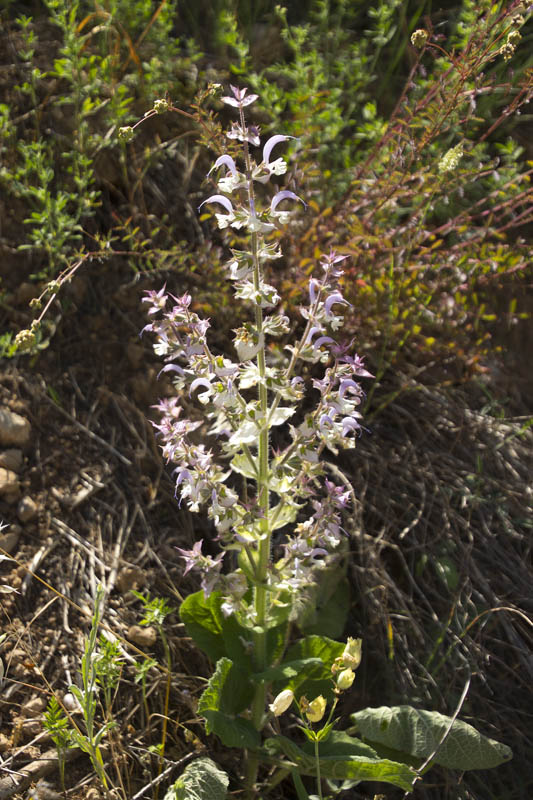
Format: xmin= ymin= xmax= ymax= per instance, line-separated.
xmin=143 ymin=86 xmax=512 ymax=800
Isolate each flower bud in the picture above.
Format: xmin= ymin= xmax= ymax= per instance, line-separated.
xmin=341 ymin=637 xmax=362 ymax=670
xmin=269 ymin=689 xmax=294 ymax=717
xmin=411 ymin=29 xmax=429 ymax=48
xmin=337 ymin=668 xmax=355 ymax=691
xmin=14 ymin=328 xmax=37 ymax=353
xmin=305 ymin=695 xmax=327 ymax=723
xmin=154 ymin=98 xmax=170 ymax=114
xmin=500 ymin=41 xmax=515 ymax=62
xmin=118 ymin=126 xmax=134 ymax=142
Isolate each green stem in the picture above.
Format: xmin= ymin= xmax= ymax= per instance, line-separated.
xmin=314 ymin=737 xmax=323 ymax=800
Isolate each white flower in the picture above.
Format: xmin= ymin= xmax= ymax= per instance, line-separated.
xmin=269 ymin=689 xmax=294 ymax=716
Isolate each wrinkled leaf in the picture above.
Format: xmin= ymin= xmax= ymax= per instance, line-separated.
xmin=180 ymin=592 xmax=253 ymax=670
xmin=351 ymin=706 xmax=512 ymax=771
xmin=264 ymin=733 xmax=415 ymax=790
xmin=164 ymin=757 xmax=228 ymax=800
xmin=198 ymin=657 xmax=260 ymax=749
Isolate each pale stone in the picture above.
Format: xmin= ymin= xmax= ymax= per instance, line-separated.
xmin=0 ymin=528 xmax=20 ymax=554
xmin=127 ymin=624 xmax=157 ymax=648
xmin=21 ymin=695 xmax=46 ymax=717
xmin=0 ymin=449 xmax=23 ymax=471
xmin=0 ymin=467 xmax=20 ymax=501
xmin=17 ymin=495 xmax=38 ymax=523
xmin=0 ymin=408 xmax=31 ymax=447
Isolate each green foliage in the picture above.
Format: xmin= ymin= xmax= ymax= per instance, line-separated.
xmin=263 ymin=731 xmax=416 ymax=789
xmin=132 ymin=591 xmax=173 ymax=628
xmin=350 ymin=706 xmax=513 ymax=771
xmin=197 ymin=657 xmax=260 ymax=748
xmin=67 ymin=586 xmax=112 ymax=789
xmin=180 ymin=590 xmax=287 ymax=672
xmin=274 ymin=636 xmax=345 ymax=702
xmin=0 ymin=0 xmax=199 ymax=287
xmin=256 ymin=0 xmax=533 ymax=392
xmin=164 ymin=757 xmax=229 ymax=800
xmin=42 ymin=695 xmax=74 ymax=790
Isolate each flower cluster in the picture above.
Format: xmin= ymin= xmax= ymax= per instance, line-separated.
xmin=438 ymin=142 xmax=464 ymax=174
xmin=143 ymin=86 xmax=372 ymax=623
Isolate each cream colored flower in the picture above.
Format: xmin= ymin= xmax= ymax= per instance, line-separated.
xmin=269 ymin=689 xmax=294 ymax=717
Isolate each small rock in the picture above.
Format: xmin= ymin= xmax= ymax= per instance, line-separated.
xmin=0 ymin=527 xmax=21 ymax=554
xmin=127 ymin=624 xmax=157 ymax=648
xmin=84 ymin=788 xmax=104 ymax=800
xmin=8 ymin=647 xmax=26 ymax=664
xmin=21 ymin=695 xmax=46 ymax=717
xmin=116 ymin=565 xmax=146 ymax=594
xmin=17 ymin=495 xmax=38 ymax=523
xmin=0 ymin=468 xmax=20 ymax=502
xmin=20 ymin=718 xmax=42 ymax=738
xmin=0 ymin=408 xmax=31 ymax=448
xmin=0 ymin=733 xmax=10 ymax=753
xmin=0 ymin=408 xmax=31 ymax=447
xmin=0 ymin=449 xmax=23 ymax=472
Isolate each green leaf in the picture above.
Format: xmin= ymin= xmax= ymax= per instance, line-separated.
xmin=351 ymin=706 xmax=513 ymax=771
xmin=198 ymin=658 xmax=260 ymax=749
xmin=255 ymin=657 xmax=323 ymax=683
xmin=263 ymin=733 xmax=415 ymax=790
xmin=164 ymin=757 xmax=228 ymax=800
xmin=269 ymin=500 xmax=300 ymax=530
xmin=299 ymin=574 xmax=350 ymax=638
xmin=279 ymin=636 xmax=345 ymax=701
xmin=230 ymin=452 xmax=258 ymax=480
xmin=180 ymin=591 xmax=252 ymax=670
xmin=198 ymin=658 xmax=253 ymax=716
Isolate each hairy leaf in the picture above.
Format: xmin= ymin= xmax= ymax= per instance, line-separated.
xmin=198 ymin=657 xmax=260 ymax=749
xmin=351 ymin=706 xmax=513 ymax=771
xmin=264 ymin=733 xmax=415 ymax=790
xmin=164 ymin=757 xmax=228 ymax=800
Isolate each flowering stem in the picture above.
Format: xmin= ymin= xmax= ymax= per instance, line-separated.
xmin=238 ymin=102 xmax=272 ymax=797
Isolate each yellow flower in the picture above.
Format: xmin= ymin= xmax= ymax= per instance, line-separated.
xmin=337 ymin=668 xmax=355 ymax=691
xmin=305 ymin=695 xmax=327 ymax=723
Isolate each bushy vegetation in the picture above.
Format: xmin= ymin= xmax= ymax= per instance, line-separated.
xmin=0 ymin=1 xmax=531 ymax=799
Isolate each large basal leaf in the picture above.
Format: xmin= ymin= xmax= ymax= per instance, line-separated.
xmin=351 ymin=706 xmax=513 ymax=771
xmin=198 ymin=657 xmax=260 ymax=749
xmin=264 ymin=733 xmax=415 ymax=790
xmin=164 ymin=757 xmax=228 ymax=800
